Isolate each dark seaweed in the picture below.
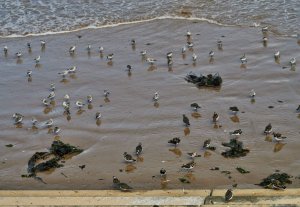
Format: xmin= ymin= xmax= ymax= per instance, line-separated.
xmin=236 ymin=167 xmax=250 ymax=174
xmin=257 ymin=172 xmax=292 ymax=190
xmin=221 ymin=139 xmax=250 ymax=158
xmin=185 ymin=72 xmax=222 ymax=87
xmin=50 ymin=140 xmax=83 ymax=157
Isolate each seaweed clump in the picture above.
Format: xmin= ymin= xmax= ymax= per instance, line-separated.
xmin=258 ymin=172 xmax=292 ymax=190
xmin=221 ymin=139 xmax=249 ymax=158
xmin=185 ymin=72 xmax=222 ymax=87
xmin=23 ymin=140 xmax=83 ymax=181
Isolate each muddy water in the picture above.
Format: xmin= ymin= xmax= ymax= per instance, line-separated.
xmin=0 ymin=19 xmax=299 ymax=190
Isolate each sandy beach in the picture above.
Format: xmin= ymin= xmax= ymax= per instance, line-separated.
xmin=0 ymin=18 xmax=299 ymax=190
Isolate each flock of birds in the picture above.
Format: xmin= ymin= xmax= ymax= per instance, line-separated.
xmin=4 ymin=25 xmax=299 ymax=203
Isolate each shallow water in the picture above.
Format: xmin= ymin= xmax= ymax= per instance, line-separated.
xmin=0 ymin=19 xmax=299 ymax=190
xmin=0 ymin=0 xmax=299 ymax=36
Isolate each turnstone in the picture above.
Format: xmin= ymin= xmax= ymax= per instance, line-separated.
xmin=104 ymin=89 xmax=110 ymax=98
xmin=274 ymin=51 xmax=280 ymax=59
xmin=230 ymin=129 xmax=242 ymax=136
xmin=14 ymin=115 xmax=23 ymax=124
xmin=107 ymin=53 xmax=114 ymax=61
xmin=264 ymin=123 xmax=272 ymax=134
xmin=31 ymin=117 xmax=38 ymax=126
xmin=48 ymin=91 xmax=55 ymax=100
xmin=187 ymin=42 xmax=193 ymax=48
xmin=4 ymin=46 xmax=8 ymax=54
xmin=87 ymin=44 xmax=91 ymax=52
xmin=273 ymin=132 xmax=287 ymax=142
xmin=209 ymin=51 xmax=214 ymax=58
xmin=225 ymin=189 xmax=233 ymax=202
xmin=140 ymin=50 xmax=147 ymax=56
xmin=160 ymin=168 xmax=167 ymax=177
xmin=67 ymin=66 xmax=76 ymax=73
xmin=182 ymin=114 xmax=190 ymax=127
xmin=296 ymin=105 xmax=300 ymax=112
xmin=16 ymin=51 xmax=22 ymax=58
xmin=135 ymin=143 xmax=143 ymax=156
xmin=168 ymin=137 xmax=181 ymax=146
xmin=26 ymin=70 xmax=32 ymax=77
xmin=190 ymin=103 xmax=201 ymax=111
xmin=153 ymin=91 xmax=159 ymax=102
xmin=229 ymin=106 xmax=239 ymax=114
xmin=75 ymin=101 xmax=85 ymax=109
xmin=186 ymin=30 xmax=192 ymax=38
xmin=187 ymin=152 xmax=201 ymax=158
xmin=123 ymin=152 xmax=136 ymax=163
xmin=50 ymin=83 xmax=55 ymax=91
xmin=262 ymin=26 xmax=268 ymax=33
xmin=250 ymin=89 xmax=256 ymax=98
xmin=181 ymin=161 xmax=195 ymax=170
xmin=99 ymin=46 xmax=104 ymax=53
xmin=203 ymin=139 xmax=216 ymax=151
xmin=27 ymin=42 xmax=31 ymax=49
xmin=53 ymin=126 xmax=60 ymax=135
xmin=212 ymin=112 xmax=219 ymax=122
xmin=12 ymin=113 xmax=23 ymax=119
xmin=45 ymin=119 xmax=53 ymax=127
xmin=64 ymin=94 xmax=70 ymax=102
xmin=217 ymin=40 xmax=223 ymax=49
xmin=147 ymin=58 xmax=157 ymax=65
xmin=62 ymin=101 xmax=70 ymax=110
xmin=166 ymin=52 xmax=173 ymax=59
xmin=87 ymin=95 xmax=93 ymax=104
xmin=58 ymin=70 xmax=68 ymax=79
xmin=34 ymin=55 xmax=40 ymax=64
xmin=262 ymin=36 xmax=268 ymax=42
xmin=95 ymin=112 xmax=102 ymax=120
xmin=131 ymin=39 xmax=136 ymax=46
xmin=192 ymin=53 xmax=197 ymax=62
xmin=69 ymin=46 xmax=76 ymax=53
xmin=40 ymin=40 xmax=46 ymax=48
xmin=42 ymin=98 xmax=50 ymax=106
xmin=112 ymin=176 xmax=133 ymax=191
xmin=126 ymin=65 xmax=132 ymax=71
xmin=167 ymin=59 xmax=173 ymax=66
xmin=289 ymin=57 xmax=296 ymax=66
xmin=240 ymin=54 xmax=247 ymax=64
xmin=182 ymin=46 xmax=187 ymax=53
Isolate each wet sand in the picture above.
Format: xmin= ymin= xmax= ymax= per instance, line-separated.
xmin=0 ymin=19 xmax=299 ymax=190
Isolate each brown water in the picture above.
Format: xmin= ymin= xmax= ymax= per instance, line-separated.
xmin=0 ymin=19 xmax=299 ymax=190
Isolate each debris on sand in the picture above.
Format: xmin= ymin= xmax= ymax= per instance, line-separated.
xmin=185 ymin=72 xmax=222 ymax=87
xmin=257 ymin=172 xmax=292 ymax=190
xmin=236 ymin=167 xmax=250 ymax=174
xmin=221 ymin=139 xmax=250 ymax=158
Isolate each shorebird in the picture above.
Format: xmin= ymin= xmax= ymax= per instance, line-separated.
xmin=167 ymin=59 xmax=173 ymax=66
xmin=40 ymin=40 xmax=46 ymax=48
xmin=273 ymin=132 xmax=287 ymax=142
xmin=181 ymin=161 xmax=195 ymax=170
xmin=107 ymin=53 xmax=114 ymax=61
xmin=166 ymin=52 xmax=173 ymax=59
xmin=225 ymin=189 xmax=233 ymax=202
xmin=190 ymin=103 xmax=201 ymax=111
xmin=186 ymin=30 xmax=192 ymax=38
xmin=230 ymin=129 xmax=243 ymax=136
xmin=31 ymin=117 xmax=38 ymax=126
xmin=69 ymin=45 xmax=76 ymax=53
xmin=187 ymin=152 xmax=201 ymax=159
xmin=192 ymin=53 xmax=197 ymax=62
xmin=187 ymin=42 xmax=194 ymax=48
xmin=62 ymin=101 xmax=70 ymax=110
xmin=160 ymin=168 xmax=167 ymax=177
xmin=104 ymin=89 xmax=110 ymax=98
xmin=297 ymin=105 xmax=300 ymax=112
xmin=53 ymin=126 xmax=61 ymax=135
xmin=48 ymin=91 xmax=55 ymax=100
xmin=262 ymin=36 xmax=268 ymax=42
xmin=15 ymin=51 xmax=22 ymax=58
xmin=34 ymin=56 xmax=40 ymax=64
xmin=75 ymin=101 xmax=85 ymax=109
xmin=140 ymin=50 xmax=147 ymax=57
xmin=217 ymin=40 xmax=223 ymax=49
xmin=135 ymin=143 xmax=143 ymax=156
xmin=64 ymin=94 xmax=70 ymax=102
xmin=203 ymin=139 xmax=211 ymax=149
xmin=42 ymin=98 xmax=50 ymax=106
xmin=4 ymin=46 xmax=8 ymax=54
xmin=26 ymin=70 xmax=32 ymax=77
xmin=212 ymin=112 xmax=219 ymax=123
xmin=262 ymin=26 xmax=268 ymax=33
xmin=99 ymin=46 xmax=104 ymax=53
xmin=289 ymin=58 xmax=296 ymax=66
xmin=229 ymin=106 xmax=239 ymax=114
xmin=12 ymin=113 xmax=23 ymax=119
xmin=58 ymin=70 xmax=68 ymax=79
xmin=240 ymin=53 xmax=247 ymax=64
xmin=264 ymin=123 xmax=272 ymax=134
xmin=87 ymin=44 xmax=91 ymax=52
xmin=147 ymin=58 xmax=157 ymax=65
xmin=250 ymin=89 xmax=256 ymax=98
xmin=44 ymin=119 xmax=53 ymax=127
xmin=153 ymin=91 xmax=159 ymax=102
xmin=182 ymin=46 xmax=187 ymax=53
xmin=67 ymin=66 xmax=76 ymax=73
xmin=168 ymin=137 xmax=181 ymax=146
xmin=87 ymin=95 xmax=93 ymax=104
xmin=123 ymin=152 xmax=136 ymax=163
xmin=182 ymin=114 xmax=190 ymax=127
xmin=131 ymin=39 xmax=136 ymax=46
xmin=14 ymin=115 xmax=23 ymax=124
xmin=274 ymin=51 xmax=280 ymax=59
xmin=126 ymin=65 xmax=132 ymax=72
xmin=50 ymin=83 xmax=55 ymax=91
xmin=27 ymin=42 xmax=31 ymax=49
xmin=95 ymin=112 xmax=102 ymax=120
xmin=209 ymin=51 xmax=214 ymax=58
xmin=112 ymin=176 xmax=133 ymax=191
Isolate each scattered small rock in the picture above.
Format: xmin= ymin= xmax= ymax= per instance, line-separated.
xmin=5 ymin=144 xmax=14 ymax=148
